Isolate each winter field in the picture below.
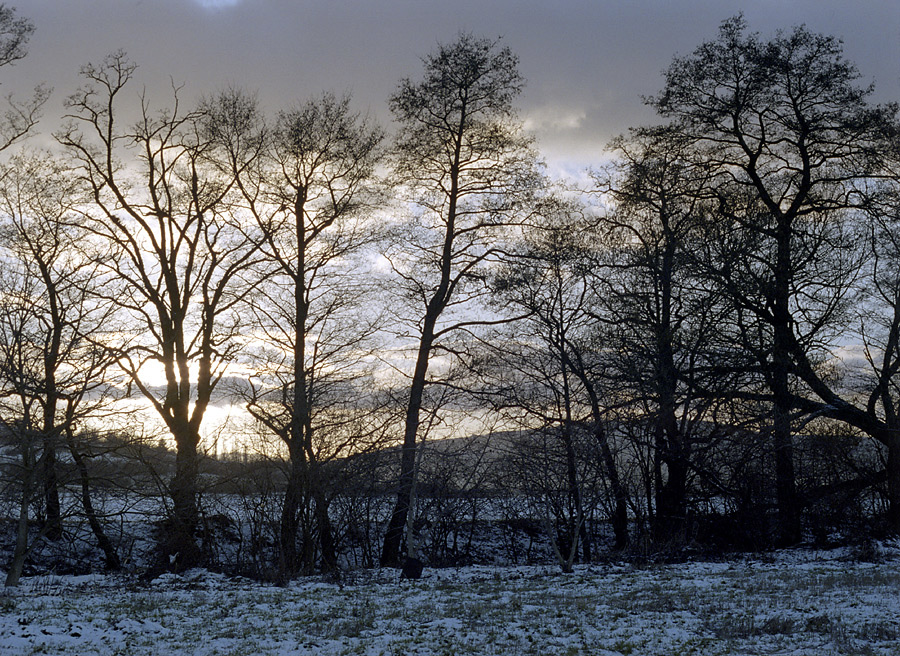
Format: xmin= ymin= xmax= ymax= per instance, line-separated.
xmin=2 ymin=547 xmax=900 ymax=656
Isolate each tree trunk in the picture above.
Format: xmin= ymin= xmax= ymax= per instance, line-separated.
xmin=599 ymin=427 xmax=629 ymax=550
xmin=652 ymin=234 xmax=690 ymax=546
xmin=381 ymin=328 xmax=435 ymax=567
xmin=299 ymin=505 xmax=316 ymax=574
xmin=278 ymin=456 xmax=305 ymax=579
xmin=654 ymin=400 xmax=689 ymax=545
xmin=557 ymin=331 xmax=591 ymax=563
xmin=655 ymin=452 xmax=689 ymax=544
xmin=876 ymin=305 xmax=900 ymax=535
xmin=381 ymin=438 xmax=418 ymax=567
xmin=67 ymin=431 xmax=120 ymax=570
xmin=772 ymin=393 xmax=801 ymax=545
xmin=314 ymin=485 xmax=337 ymax=571
xmin=6 ymin=485 xmax=30 ymax=587
xmin=561 ymin=426 xmax=590 ymax=563
xmin=771 ymin=315 xmax=801 ymax=545
xmin=885 ymin=435 xmax=900 ymax=534
xmin=166 ymin=428 xmax=202 ymax=571
xmin=652 ymin=424 xmax=664 ymax=530
xmin=6 ymin=440 xmax=35 ymax=587
xmin=40 ymin=440 xmax=61 ymax=541
xmin=771 ymin=215 xmax=801 ymax=546
xmin=575 ymin=367 xmax=628 ymax=550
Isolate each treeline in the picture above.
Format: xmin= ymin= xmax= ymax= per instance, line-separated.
xmin=2 ymin=8 xmax=900 ymax=583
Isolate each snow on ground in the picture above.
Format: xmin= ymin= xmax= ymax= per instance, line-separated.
xmin=2 ymin=548 xmax=900 ymax=655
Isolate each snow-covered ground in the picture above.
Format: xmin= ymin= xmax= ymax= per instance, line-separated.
xmin=2 ymin=547 xmax=900 ymax=655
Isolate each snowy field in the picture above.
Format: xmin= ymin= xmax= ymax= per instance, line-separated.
xmin=2 ymin=548 xmax=900 ymax=655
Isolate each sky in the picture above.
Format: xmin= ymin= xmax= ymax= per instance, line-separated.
xmin=3 ymin=0 xmax=899 ymax=178
xmin=1 ymin=0 xmax=897 ymax=451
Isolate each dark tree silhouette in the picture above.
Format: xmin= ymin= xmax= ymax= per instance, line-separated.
xmin=57 ymin=52 xmax=262 ymax=570
xmin=0 ymin=153 xmax=119 ymax=585
xmin=205 ymin=88 xmax=385 ymax=576
xmin=652 ymin=16 xmax=898 ymax=540
xmin=489 ymin=198 xmax=627 ymax=562
xmin=0 ymin=4 xmax=46 ymax=152
xmin=380 ymin=33 xmax=542 ymax=568
xmin=597 ymin=127 xmax=729 ymax=546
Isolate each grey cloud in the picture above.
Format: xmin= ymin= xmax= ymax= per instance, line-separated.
xmin=5 ymin=0 xmax=898 ymax=173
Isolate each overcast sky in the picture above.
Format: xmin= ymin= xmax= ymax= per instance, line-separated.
xmin=4 ymin=0 xmax=899 ymax=177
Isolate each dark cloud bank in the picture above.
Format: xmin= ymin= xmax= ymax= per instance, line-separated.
xmin=4 ymin=0 xmax=899 ymax=174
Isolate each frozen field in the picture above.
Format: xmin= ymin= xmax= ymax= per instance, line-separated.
xmin=2 ymin=548 xmax=900 ymax=655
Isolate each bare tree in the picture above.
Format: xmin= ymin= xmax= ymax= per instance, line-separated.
xmin=56 ymin=52 xmax=261 ymax=570
xmin=0 ymin=152 xmax=119 ymax=585
xmin=0 ymin=4 xmax=31 ymax=67
xmin=857 ymin=164 xmax=900 ymax=529
xmin=379 ymin=33 xmax=543 ymax=568
xmin=595 ymin=127 xmax=732 ymax=546
xmin=204 ymin=88 xmax=385 ymax=577
xmin=651 ymin=16 xmax=898 ymax=541
xmin=0 ymin=4 xmax=47 ymax=153
xmin=488 ymin=198 xmax=628 ymax=560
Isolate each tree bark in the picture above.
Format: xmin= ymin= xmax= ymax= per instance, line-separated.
xmin=6 ymin=484 xmax=31 ymax=587
xmin=41 ymin=438 xmax=61 ymax=541
xmin=66 ymin=428 xmax=120 ymax=570
xmin=5 ymin=438 xmax=35 ymax=587
xmin=771 ymin=215 xmax=801 ymax=546
xmin=381 ymin=330 xmax=434 ymax=567
xmin=166 ymin=427 xmax=202 ymax=571
xmin=315 ymin=486 xmax=337 ymax=572
xmin=278 ymin=455 xmax=304 ymax=578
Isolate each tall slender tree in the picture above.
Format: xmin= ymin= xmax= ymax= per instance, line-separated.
xmin=205 ymin=89 xmax=385 ymax=576
xmin=489 ymin=198 xmax=628 ymax=558
xmin=380 ymin=33 xmax=542 ymax=568
xmin=597 ymin=127 xmax=728 ymax=545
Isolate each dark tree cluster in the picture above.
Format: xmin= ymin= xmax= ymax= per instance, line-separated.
xmin=2 ymin=9 xmax=900 ymax=584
